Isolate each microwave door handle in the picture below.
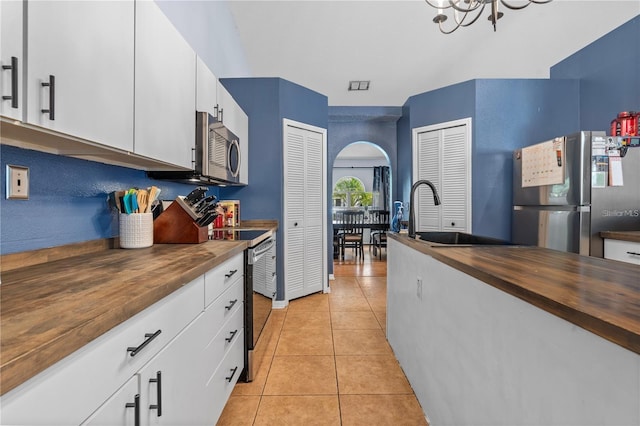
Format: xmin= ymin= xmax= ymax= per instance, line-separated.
xmin=228 ymin=139 xmax=240 ymax=178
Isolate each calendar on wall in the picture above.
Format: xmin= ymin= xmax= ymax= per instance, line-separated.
xmin=521 ymin=138 xmax=565 ymax=187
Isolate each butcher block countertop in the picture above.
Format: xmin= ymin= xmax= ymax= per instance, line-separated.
xmin=0 ymin=221 xmax=276 ymax=396
xmin=390 ymin=233 xmax=640 ymax=356
xmin=600 ymin=230 xmax=640 ymax=243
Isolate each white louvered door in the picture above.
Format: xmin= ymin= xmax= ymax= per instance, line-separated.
xmin=416 ymin=130 xmax=441 ymax=231
xmin=413 ymin=119 xmax=471 ymax=233
xmin=283 ymin=120 xmax=327 ymax=301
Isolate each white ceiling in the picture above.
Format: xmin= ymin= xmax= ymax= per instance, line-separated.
xmin=227 ymin=0 xmax=639 ymax=107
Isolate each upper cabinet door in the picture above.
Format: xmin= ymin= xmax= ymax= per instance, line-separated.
xmin=196 ymin=56 xmax=218 ymax=116
xmin=135 ymin=1 xmax=195 ymax=170
xmin=25 ymin=0 xmax=134 ymax=151
xmin=217 ymin=82 xmax=248 ymax=184
xmin=0 ymin=0 xmax=23 ymax=121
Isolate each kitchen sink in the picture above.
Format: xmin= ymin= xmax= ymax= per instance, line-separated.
xmin=415 ymin=231 xmax=511 ymax=246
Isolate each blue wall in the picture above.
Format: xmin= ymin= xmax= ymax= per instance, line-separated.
xmin=218 ymin=77 xmax=328 ymax=299
xmin=0 ymin=145 xmax=209 ymax=254
xmin=550 ymin=15 xmax=640 ymax=130
xmin=328 ymin=106 xmax=401 ymax=205
xmin=473 ymin=79 xmax=580 ymax=239
xmin=398 ymin=79 xmax=580 ymax=240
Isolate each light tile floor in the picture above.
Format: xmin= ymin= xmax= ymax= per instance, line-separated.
xmin=217 ymin=248 xmax=428 ymax=425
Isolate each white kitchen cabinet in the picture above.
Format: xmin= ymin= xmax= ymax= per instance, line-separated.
xmin=283 ymin=119 xmax=327 ymax=300
xmin=25 ymin=0 xmax=134 ymax=152
xmin=1 ymin=274 xmax=204 ymax=426
xmin=0 ymin=0 xmax=23 ymax=121
xmin=138 ymin=312 xmax=208 ymax=425
xmin=81 ymin=376 xmax=139 ymax=426
xmin=217 ymin=81 xmax=249 ymax=185
xmin=604 ymin=239 xmax=640 ymax=265
xmin=412 ymin=118 xmax=472 ymax=233
xmin=134 ymin=0 xmax=195 ymax=169
xmin=196 ymin=56 xmax=218 ymax=116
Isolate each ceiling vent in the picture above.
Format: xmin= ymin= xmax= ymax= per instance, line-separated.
xmin=348 ymin=81 xmax=370 ymax=91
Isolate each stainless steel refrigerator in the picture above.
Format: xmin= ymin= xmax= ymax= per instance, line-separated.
xmin=512 ymin=131 xmax=640 ymax=257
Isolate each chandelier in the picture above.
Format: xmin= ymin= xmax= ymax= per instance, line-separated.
xmin=425 ymin=0 xmax=553 ymax=34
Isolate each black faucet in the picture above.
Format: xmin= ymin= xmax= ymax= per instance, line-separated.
xmin=408 ymin=180 xmax=441 ymax=239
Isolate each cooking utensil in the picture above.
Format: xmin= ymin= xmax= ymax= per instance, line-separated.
xmin=137 ymin=189 xmax=148 ymax=214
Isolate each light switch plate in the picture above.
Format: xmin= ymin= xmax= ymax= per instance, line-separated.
xmin=6 ymin=165 xmax=29 ymax=200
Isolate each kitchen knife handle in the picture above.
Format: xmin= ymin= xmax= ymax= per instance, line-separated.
xmin=127 ymin=329 xmax=162 ymax=356
xmin=626 ymin=251 xmax=640 ymax=256
xmin=2 ymin=56 xmax=18 ymax=108
xmin=149 ymin=371 xmax=162 ymax=417
xmin=41 ymin=75 xmax=55 ymax=120
xmin=125 ymin=394 xmax=140 ymax=426
xmin=225 ymin=299 xmax=238 ymax=311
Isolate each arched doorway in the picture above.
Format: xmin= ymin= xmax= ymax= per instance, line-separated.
xmin=332 ymin=141 xmax=391 ymax=261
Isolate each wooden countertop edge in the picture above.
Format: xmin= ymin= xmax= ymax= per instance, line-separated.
xmin=0 ymin=241 xmax=248 ymax=396
xmin=389 ymin=233 xmax=640 ymax=355
xmin=600 ymin=231 xmax=640 ymax=243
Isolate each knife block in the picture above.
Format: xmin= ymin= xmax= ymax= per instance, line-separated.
xmin=153 ymin=200 xmax=208 ymax=244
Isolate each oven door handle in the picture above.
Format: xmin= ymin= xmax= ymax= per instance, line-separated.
xmin=250 ymin=238 xmax=274 ymax=263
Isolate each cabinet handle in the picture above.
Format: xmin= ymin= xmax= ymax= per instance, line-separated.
xmin=219 ymin=107 xmax=224 ymax=123
xmin=225 ymin=269 xmax=238 ymax=279
xmin=40 ymin=75 xmax=55 ymax=120
xmin=125 ymin=394 xmax=140 ymax=426
xmin=225 ymin=329 xmax=238 ymax=342
xmin=272 ymin=271 xmax=276 ymax=277
xmin=2 ymin=56 xmax=18 ymax=108
xmin=149 ymin=371 xmax=163 ymax=417
xmin=226 ymin=366 xmax=238 ymax=382
xmin=225 ymin=299 xmax=238 ymax=311
xmin=127 ymin=329 xmax=162 ymax=357
xmin=627 ymin=251 xmax=640 ymax=256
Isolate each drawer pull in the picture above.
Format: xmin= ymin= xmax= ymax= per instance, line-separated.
xmin=149 ymin=371 xmax=162 ymax=417
xmin=125 ymin=394 xmax=140 ymax=426
xmin=225 ymin=269 xmax=238 ymax=279
xmin=225 ymin=299 xmax=238 ymax=311
xmin=225 ymin=329 xmax=238 ymax=342
xmin=127 ymin=329 xmax=162 ymax=357
xmin=627 ymin=251 xmax=640 ymax=256
xmin=40 ymin=75 xmax=55 ymax=120
xmin=226 ymin=366 xmax=238 ymax=382
xmin=2 ymin=56 xmax=18 ymax=108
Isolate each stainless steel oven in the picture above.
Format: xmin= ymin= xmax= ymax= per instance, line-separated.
xmin=243 ymin=233 xmax=276 ymax=381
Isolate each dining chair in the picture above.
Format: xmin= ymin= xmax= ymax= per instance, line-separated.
xmin=341 ymin=210 xmax=365 ymax=260
xmin=333 ymin=210 xmax=345 ymax=259
xmin=369 ymin=209 xmax=390 ymax=259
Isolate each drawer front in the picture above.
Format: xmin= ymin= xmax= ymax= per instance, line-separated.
xmin=203 ymin=299 xmax=244 ymax=378
xmin=205 ymin=253 xmax=244 ymax=307
xmin=1 ymin=275 xmax=204 ymax=426
xmin=604 ymin=239 xmax=640 ymax=265
xmin=206 ymin=329 xmax=245 ymax=423
xmin=204 ymin=279 xmax=244 ymax=342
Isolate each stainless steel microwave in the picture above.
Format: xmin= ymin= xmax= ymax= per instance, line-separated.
xmin=195 ymin=111 xmax=241 ymax=184
xmin=147 ymin=111 xmax=242 ymax=185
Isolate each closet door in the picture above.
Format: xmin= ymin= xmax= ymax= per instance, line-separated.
xmin=283 ymin=120 xmax=327 ymax=301
xmin=415 ymin=130 xmax=440 ymax=231
xmin=413 ymin=119 xmax=471 ymax=233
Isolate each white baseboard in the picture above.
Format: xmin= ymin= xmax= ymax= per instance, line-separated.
xmin=272 ymin=300 xmax=289 ymax=309
xmin=329 ymin=273 xmax=335 ymax=280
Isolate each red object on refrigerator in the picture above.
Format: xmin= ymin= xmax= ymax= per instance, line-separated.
xmin=610 ymin=111 xmax=639 ymax=136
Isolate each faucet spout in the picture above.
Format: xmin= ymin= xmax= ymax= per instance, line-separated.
xmin=408 ymin=180 xmax=441 ymax=239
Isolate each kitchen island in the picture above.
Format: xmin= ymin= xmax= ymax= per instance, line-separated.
xmin=387 ymin=232 xmax=640 ymax=426
xmin=0 ymin=222 xmax=276 ymax=424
